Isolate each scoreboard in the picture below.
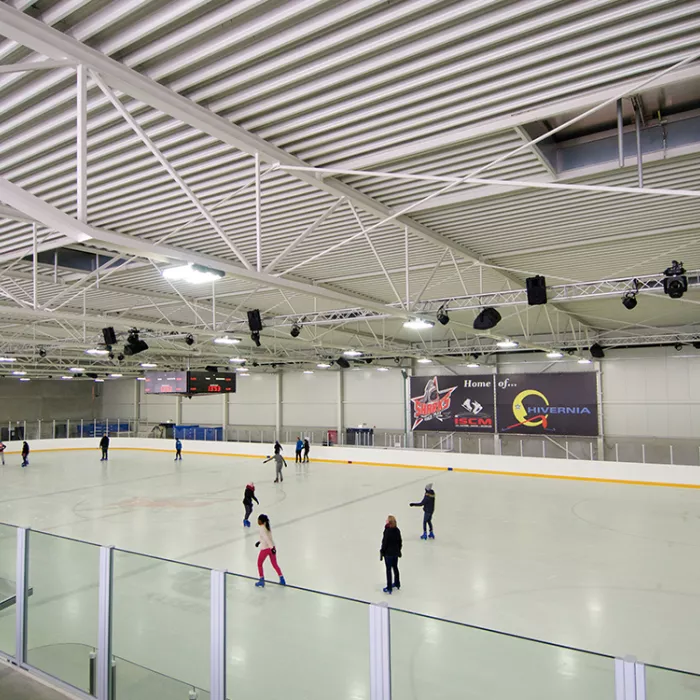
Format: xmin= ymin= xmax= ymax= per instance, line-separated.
xmin=144 ymin=371 xmax=188 ymax=394
xmin=144 ymin=370 xmax=236 ymax=395
xmin=187 ymin=370 xmax=236 ymax=394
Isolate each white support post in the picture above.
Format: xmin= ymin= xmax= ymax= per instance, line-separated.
xmin=222 ymin=393 xmax=229 ymax=439
xmin=97 ymin=546 xmax=113 ymax=700
xmin=210 ymin=571 xmax=226 ymax=700
xmin=337 ymin=370 xmax=344 ymax=444
xmin=15 ymin=528 xmax=28 ymax=665
xmin=32 ymin=223 xmax=37 ymax=309
xmin=175 ymin=395 xmax=182 ymax=425
xmin=275 ymin=371 xmax=282 ymax=441
xmin=369 ymin=603 xmax=391 ymax=700
xmin=76 ymin=64 xmax=87 ymax=223
xmin=615 ymin=657 xmax=646 ymax=700
xmin=595 ymin=362 xmax=605 ymax=461
xmin=669 ymin=444 xmax=674 ymax=465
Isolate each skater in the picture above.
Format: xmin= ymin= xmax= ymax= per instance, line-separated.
xmin=273 ymin=440 xmax=282 ymax=455
xmin=174 ymin=437 xmax=182 ymax=461
xmin=0 ymin=439 xmax=5 ymax=466
xmin=379 ymin=515 xmax=402 ymax=594
xmin=303 ymin=438 xmax=310 ymax=463
xmin=254 ymin=514 xmax=285 ymax=587
xmin=295 ymin=436 xmax=303 ymax=463
xmin=410 ymin=483 xmax=436 ymax=540
xmin=242 ymin=482 xmax=259 ymax=527
xmin=263 ymin=452 xmax=287 ymax=482
xmin=99 ymin=434 xmax=110 ymax=461
xmin=21 ymin=441 xmax=29 ymax=468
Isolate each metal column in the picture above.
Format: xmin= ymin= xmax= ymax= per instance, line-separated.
xmin=97 ymin=546 xmax=113 ymax=700
xmin=76 ymin=64 xmax=88 ymax=222
xmin=595 ymin=362 xmax=604 ymax=461
xmin=633 ymin=100 xmax=643 ymax=187
xmin=617 ymin=99 xmax=624 ymax=167
xmin=337 ymin=370 xmax=344 ymax=444
xmin=369 ymin=603 xmax=391 ymax=700
xmin=15 ymin=528 xmax=28 ymax=665
xmin=275 ymin=371 xmax=283 ymax=442
xmin=210 ymin=571 xmax=226 ymax=700
xmin=222 ymin=393 xmax=229 ymax=439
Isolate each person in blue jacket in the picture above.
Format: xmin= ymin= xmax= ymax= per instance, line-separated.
xmin=410 ymin=483 xmax=436 ymax=540
xmin=175 ymin=438 xmax=183 ymax=461
xmin=295 ymin=436 xmax=303 ymax=464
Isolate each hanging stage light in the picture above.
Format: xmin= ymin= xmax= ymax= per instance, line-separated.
xmin=290 ymin=323 xmax=301 ymax=338
xmin=663 ymin=261 xmax=688 ymax=299
xmin=436 ymin=306 xmax=449 ymax=326
xmin=622 ymin=292 xmax=638 ymax=310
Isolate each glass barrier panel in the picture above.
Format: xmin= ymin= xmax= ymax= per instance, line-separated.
xmin=26 ymin=531 xmax=100 ymax=692
xmin=646 ymin=664 xmax=700 ymax=698
xmin=226 ymin=574 xmax=369 ymax=699
xmin=0 ymin=523 xmax=17 ymax=657
xmin=112 ymin=550 xmax=210 ymax=699
xmin=390 ymin=609 xmax=615 ymax=700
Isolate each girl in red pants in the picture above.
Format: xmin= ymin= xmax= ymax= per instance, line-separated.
xmin=255 ymin=514 xmax=286 ymax=587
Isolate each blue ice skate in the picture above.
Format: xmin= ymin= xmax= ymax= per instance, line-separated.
xmin=383 ymin=587 xmax=392 ymax=594
xmin=255 ymin=578 xmax=265 ymax=588
xmin=279 ymin=576 xmax=286 ymax=586
xmin=420 ymin=533 xmax=428 ymax=540
xmin=428 ymin=532 xmax=435 ymax=539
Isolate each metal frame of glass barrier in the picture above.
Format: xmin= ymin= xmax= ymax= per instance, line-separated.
xmin=0 ymin=522 xmax=678 ymax=700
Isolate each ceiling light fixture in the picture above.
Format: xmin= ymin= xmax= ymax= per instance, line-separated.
xmin=61 ymin=375 xmax=73 ymax=380
xmin=229 ymin=357 xmax=246 ymax=364
xmin=70 ymin=367 xmax=85 ymax=373
xmin=12 ymin=370 xmax=26 ymax=376
xmin=547 ymin=351 xmax=563 ymax=359
xmin=214 ymin=336 xmax=240 ymax=346
xmin=578 ymin=358 xmax=592 ymax=364
xmin=0 ymin=357 xmax=17 ymax=363
xmin=19 ymin=377 xmax=30 ymax=382
xmin=377 ymin=367 xmax=389 ymax=372
xmin=496 ymin=340 xmax=518 ymax=349
xmin=317 ymin=363 xmax=331 ymax=369
xmin=466 ymin=362 xmax=480 ymax=368
xmin=110 ymin=373 xmax=123 ymax=378
xmin=94 ymin=378 xmax=105 ymax=383
xmin=403 ymin=318 xmax=434 ymax=330
xmin=162 ymin=264 xmax=224 ymax=284
xmin=343 ymin=350 xmax=362 ymax=357
xmin=136 ymin=377 xmax=146 ymax=381
xmin=417 ymin=358 xmax=432 ymax=364
xmin=86 ymin=349 xmax=109 ymax=356
xmin=303 ymin=370 xmax=314 ymax=375
xmin=140 ymin=363 xmax=157 ymax=368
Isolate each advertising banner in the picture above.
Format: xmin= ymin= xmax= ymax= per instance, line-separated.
xmin=495 ymin=373 xmax=598 ymax=436
xmin=409 ymin=375 xmax=495 ymax=432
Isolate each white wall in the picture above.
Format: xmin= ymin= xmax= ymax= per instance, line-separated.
xmin=0 ymin=378 xmax=101 ymax=421
xmin=100 ymin=379 xmax=136 ymax=419
xmin=96 ymin=349 xmax=700 ymax=440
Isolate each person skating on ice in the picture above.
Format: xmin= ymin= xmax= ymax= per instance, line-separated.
xmin=410 ymin=483 xmax=436 ymax=540
xmin=303 ymin=438 xmax=310 ymax=463
xmin=243 ymin=482 xmax=259 ymax=527
xmin=263 ymin=452 xmax=287 ymax=482
xmin=273 ymin=440 xmax=282 ymax=455
xmin=254 ymin=514 xmax=285 ymax=587
xmin=174 ymin=437 xmax=183 ymax=461
xmin=0 ymin=439 xmax=5 ymax=466
xmin=99 ymin=434 xmax=110 ymax=461
xmin=295 ymin=436 xmax=303 ymax=463
xmin=380 ymin=515 xmax=402 ymax=594
xmin=21 ymin=441 xmax=29 ymax=468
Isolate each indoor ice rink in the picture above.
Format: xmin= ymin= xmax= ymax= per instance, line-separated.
xmin=0 ymin=1 xmax=700 ymax=699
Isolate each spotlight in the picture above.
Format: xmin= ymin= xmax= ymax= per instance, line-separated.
xmin=622 ymin=292 xmax=637 ymax=310
xmin=251 ymin=331 xmax=261 ymax=347
xmin=674 ymin=343 xmax=683 ymax=351
xmin=290 ymin=323 xmax=301 ymax=338
xmin=436 ymin=306 xmax=449 ymax=326
xmin=205 ymin=365 xmax=218 ymax=373
xmin=590 ymin=343 xmax=605 ymax=359
xmin=473 ymin=307 xmax=501 ymax=330
xmin=247 ymin=309 xmax=263 ymax=332
xmin=663 ymin=260 xmax=688 ymax=299
xmin=394 ymin=357 xmax=401 ymax=364
xmin=336 ymin=357 xmax=351 ymax=369
xmin=123 ymin=329 xmax=148 ymax=356
xmin=117 ymin=353 xmax=125 ymax=362
xmin=38 ymin=348 xmax=47 ymax=358
xmin=364 ymin=358 xmax=373 ymax=364
xmin=185 ymin=334 xmax=195 ymax=346
xmin=692 ymin=342 xmax=700 ymax=350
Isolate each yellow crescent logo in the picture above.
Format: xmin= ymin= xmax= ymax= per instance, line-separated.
xmin=513 ymin=389 xmax=549 ymax=427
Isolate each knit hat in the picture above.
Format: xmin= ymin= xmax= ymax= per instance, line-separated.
xmin=426 ymin=483 xmax=433 ymax=491
xmin=247 ymin=482 xmax=255 ymax=490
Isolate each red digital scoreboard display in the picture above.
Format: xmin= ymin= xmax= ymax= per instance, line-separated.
xmin=144 ymin=371 xmax=188 ymax=394
xmin=187 ymin=371 xmax=236 ymax=394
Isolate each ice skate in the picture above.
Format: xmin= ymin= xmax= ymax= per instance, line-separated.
xmin=421 ymin=533 xmax=428 ymax=540
xmin=255 ymin=578 xmax=265 ymax=588
xmin=428 ymin=532 xmax=435 ymax=539
xmin=383 ymin=587 xmax=392 ymax=594
xmin=279 ymin=576 xmax=286 ymax=586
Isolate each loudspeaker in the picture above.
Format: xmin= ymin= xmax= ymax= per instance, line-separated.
xmin=102 ymin=327 xmax=117 ymax=346
xmin=590 ymin=343 xmax=605 ymax=359
xmin=525 ymin=276 xmax=547 ymax=305
xmin=247 ymin=309 xmax=263 ymax=332
xmin=205 ymin=366 xmax=218 ymax=373
xmin=337 ymin=357 xmax=350 ymax=369
xmin=473 ymin=307 xmax=502 ymax=330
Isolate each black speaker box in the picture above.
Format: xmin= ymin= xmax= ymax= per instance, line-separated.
xmin=526 ymin=276 xmax=547 ymax=305
xmin=102 ymin=326 xmax=117 ymax=346
xmin=590 ymin=343 xmax=605 ymax=359
xmin=336 ymin=357 xmax=350 ymax=369
xmin=247 ymin=309 xmax=263 ymax=332
xmin=473 ymin=307 xmax=502 ymax=330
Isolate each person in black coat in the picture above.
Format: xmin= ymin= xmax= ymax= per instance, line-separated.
xmin=242 ymin=482 xmax=259 ymax=528
xmin=273 ymin=440 xmax=282 ymax=455
xmin=303 ymin=438 xmax=310 ymax=463
xmin=410 ymin=483 xmax=436 ymax=540
xmin=100 ymin=434 xmax=110 ymax=461
xmin=380 ymin=515 xmax=402 ymax=594
xmin=21 ymin=441 xmax=29 ymax=468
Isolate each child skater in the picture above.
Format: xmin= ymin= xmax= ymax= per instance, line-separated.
xmin=410 ymin=483 xmax=436 ymax=540
xmin=380 ymin=515 xmax=402 ymax=594
xmin=303 ymin=438 xmax=310 ymax=463
xmin=263 ymin=452 xmax=287 ymax=483
xmin=21 ymin=441 xmax=29 ymax=468
xmin=174 ymin=437 xmax=183 ymax=461
xmin=242 ymin=482 xmax=259 ymax=527
xmin=0 ymin=439 xmax=5 ymax=466
xmin=254 ymin=514 xmax=285 ymax=587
